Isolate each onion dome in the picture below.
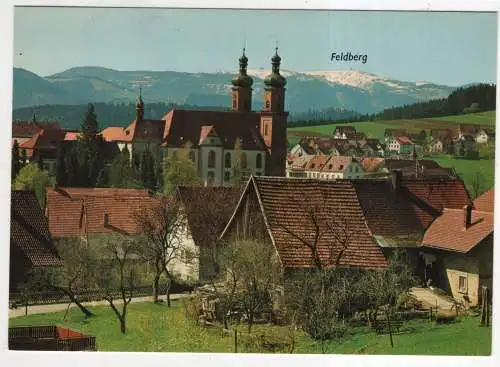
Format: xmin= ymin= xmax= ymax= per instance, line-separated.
xmin=232 ymin=48 xmax=254 ymax=88
xmin=264 ymin=47 xmax=287 ymax=88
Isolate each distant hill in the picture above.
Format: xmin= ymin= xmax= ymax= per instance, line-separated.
xmin=13 ymin=66 xmax=457 ymax=114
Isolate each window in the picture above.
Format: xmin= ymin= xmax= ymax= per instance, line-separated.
xmin=265 ymin=100 xmax=271 ymax=109
xmin=339 ymin=165 xmax=344 ymax=170
xmin=241 ymin=152 xmax=247 ymax=169
xmin=208 ymin=150 xmax=216 ymax=168
xmin=207 ymin=171 xmax=215 ymax=185
xmin=232 ymin=97 xmax=237 ymax=109
xmin=224 ymin=171 xmax=230 ymax=182
xmin=225 ymin=152 xmax=231 ymax=168
xmin=256 ymin=153 xmax=262 ymax=169
xmin=458 ymin=275 xmax=468 ymax=293
xmin=264 ymin=124 xmax=268 ymax=136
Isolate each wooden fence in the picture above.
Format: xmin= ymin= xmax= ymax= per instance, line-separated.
xmin=9 ymin=325 xmax=96 ymax=351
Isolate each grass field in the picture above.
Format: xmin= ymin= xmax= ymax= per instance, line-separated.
xmin=288 ymin=110 xmax=496 ymax=143
xmin=9 ymin=301 xmax=491 ymax=355
xmin=427 ymin=155 xmax=495 ymax=195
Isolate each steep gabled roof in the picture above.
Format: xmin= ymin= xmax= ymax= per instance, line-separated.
xmin=352 ymin=178 xmax=472 ymax=238
xmin=177 ymin=186 xmax=241 ymax=247
xmin=322 ymin=156 xmax=354 ymax=173
xmin=422 ymin=209 xmax=493 ymax=253
xmin=474 ymin=188 xmax=494 ymax=213
xmin=223 ymin=177 xmax=388 ymax=270
xmin=11 ymin=190 xmax=62 ymax=267
xmin=12 ymin=121 xmax=61 ymax=138
xmin=161 ymin=109 xmax=265 ymax=150
xmin=46 ymin=187 xmax=156 ymax=237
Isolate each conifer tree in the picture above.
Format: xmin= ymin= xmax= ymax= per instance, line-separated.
xmin=80 ymin=103 xmax=99 ymax=142
xmin=55 ymin=144 xmax=67 ymax=186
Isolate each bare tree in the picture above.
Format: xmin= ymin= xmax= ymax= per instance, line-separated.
xmin=136 ymin=195 xmax=185 ymax=306
xmin=31 ymin=237 xmax=96 ymax=317
xmin=97 ymin=238 xmax=140 ymax=334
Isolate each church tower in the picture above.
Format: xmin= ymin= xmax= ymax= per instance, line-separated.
xmin=260 ymin=47 xmax=288 ymax=176
xmin=136 ymin=88 xmax=144 ymax=122
xmin=231 ymin=49 xmax=253 ymax=112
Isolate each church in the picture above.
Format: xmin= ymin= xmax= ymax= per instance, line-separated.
xmin=101 ymin=48 xmax=289 ymax=186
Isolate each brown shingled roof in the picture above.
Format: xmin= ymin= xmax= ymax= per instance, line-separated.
xmin=11 ymin=190 xmax=62 ymax=267
xmin=352 ymin=178 xmax=472 ymax=239
xmin=422 ymin=209 xmax=493 ymax=253
xmin=223 ymin=177 xmax=388 ymax=270
xmin=474 ymin=188 xmax=494 ymax=213
xmin=46 ymin=187 xmax=156 ymax=237
xmin=161 ymin=109 xmax=266 ymax=150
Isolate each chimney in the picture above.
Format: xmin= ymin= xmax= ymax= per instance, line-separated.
xmin=391 ymin=170 xmax=402 ymax=192
xmin=463 ymin=205 xmax=472 ymax=229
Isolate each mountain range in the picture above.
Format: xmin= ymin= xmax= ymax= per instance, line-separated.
xmin=13 ymin=66 xmax=459 ymax=114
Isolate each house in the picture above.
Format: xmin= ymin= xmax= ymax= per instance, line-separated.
xmin=362 ymin=139 xmax=385 ymax=157
xmin=289 ymin=142 xmax=312 ymax=157
xmin=18 ymin=128 xmax=67 ymax=172
xmin=177 ymin=186 xmax=241 ymax=281
xmin=352 ymin=172 xmax=472 ymax=280
xmin=286 ymin=155 xmax=312 ymax=178
xmin=475 ymin=128 xmax=495 ymax=144
xmin=221 ymin=176 xmax=389 ymax=273
xmin=427 ymin=138 xmax=443 ymax=154
xmin=333 ymin=126 xmax=356 ymax=139
xmin=10 ymin=190 xmax=62 ymax=290
xmin=387 ymin=136 xmax=414 ymax=154
xmin=457 ymin=124 xmax=480 ymax=140
xmin=12 ymin=119 xmax=61 ymax=146
xmin=45 ymin=187 xmax=156 ymax=240
xmin=321 ymin=156 xmax=365 ymax=179
xmin=303 ymin=155 xmax=330 ymax=179
xmin=101 ymin=49 xmax=289 ymax=184
xmin=384 ymin=128 xmax=407 ymax=141
xmin=219 ymin=174 xmax=471 ymax=284
xmin=430 ymin=128 xmax=453 ymax=141
xmin=379 ymin=159 xmax=455 ymax=179
xmin=420 ymin=189 xmax=494 ymax=306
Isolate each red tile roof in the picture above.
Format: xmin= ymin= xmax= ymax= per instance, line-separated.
xmin=304 ymin=155 xmax=329 ymax=171
xmin=223 ymin=177 xmax=388 ymax=270
xmin=322 ymin=156 xmax=354 ymax=173
xmin=474 ymin=189 xmax=494 ymax=213
xmin=19 ymin=128 xmax=67 ymax=158
xmin=396 ymin=136 xmax=413 ymax=145
xmin=11 ymin=190 xmax=62 ymax=267
xmin=352 ymin=178 xmax=472 ymax=238
xmin=422 ymin=209 xmax=493 ymax=253
xmin=46 ymin=187 xmax=156 ymax=237
xmin=12 ymin=121 xmax=61 ymax=138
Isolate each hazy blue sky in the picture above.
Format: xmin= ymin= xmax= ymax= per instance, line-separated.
xmin=13 ymin=7 xmax=497 ymax=86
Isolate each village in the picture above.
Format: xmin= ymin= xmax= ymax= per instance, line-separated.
xmin=8 ymin=46 xmax=494 ymax=354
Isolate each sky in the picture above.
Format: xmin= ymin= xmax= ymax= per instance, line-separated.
xmin=13 ymin=7 xmax=498 ymax=86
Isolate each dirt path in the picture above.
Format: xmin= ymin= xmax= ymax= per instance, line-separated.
xmin=8 ymin=293 xmax=191 ymax=319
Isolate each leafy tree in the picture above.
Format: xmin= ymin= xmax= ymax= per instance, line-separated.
xmin=163 ymin=142 xmax=200 ymax=195
xmin=109 ymin=146 xmax=142 ymax=188
xmin=11 ymin=140 xmax=22 ymax=182
xmin=64 ymin=148 xmax=80 ymax=187
xmin=13 ymin=163 xmax=54 ymax=210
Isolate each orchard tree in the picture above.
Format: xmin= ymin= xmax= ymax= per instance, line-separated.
xmin=11 ymin=140 xmax=22 ymax=181
xmin=13 ymin=163 xmax=54 ymax=210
